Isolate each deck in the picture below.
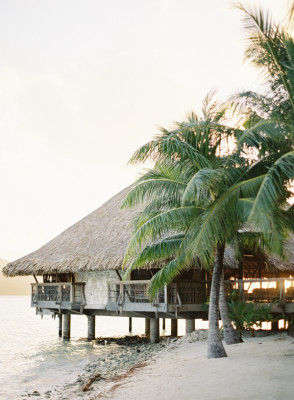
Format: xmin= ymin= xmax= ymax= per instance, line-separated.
xmin=107 ymin=280 xmax=207 ymax=316
xmin=31 ymin=282 xmax=86 ymax=313
xmin=31 ymin=278 xmax=294 ymax=317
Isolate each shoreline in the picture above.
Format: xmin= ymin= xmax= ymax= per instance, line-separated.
xmin=23 ymin=330 xmax=294 ymax=400
xmin=28 ymin=332 xmax=208 ymax=399
xmin=24 ymin=335 xmax=174 ymax=399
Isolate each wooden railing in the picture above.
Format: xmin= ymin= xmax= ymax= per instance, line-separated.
xmin=31 ymin=283 xmax=86 ymax=306
xmin=108 ymin=278 xmax=294 ymax=306
xmin=225 ymin=278 xmax=294 ymax=303
xmin=167 ymin=282 xmax=208 ymax=304
xmin=108 ymin=280 xmax=209 ymax=305
xmin=108 ymin=281 xmax=153 ymax=305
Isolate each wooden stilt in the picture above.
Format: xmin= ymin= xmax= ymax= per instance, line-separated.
xmin=288 ymin=322 xmax=294 ymax=337
xmin=171 ymin=319 xmax=178 ymax=337
xmin=150 ymin=318 xmax=159 ymax=343
xmin=58 ymin=314 xmax=62 ymax=337
xmin=88 ymin=315 xmax=95 ymax=340
xmin=162 ymin=318 xmax=166 ymax=330
xmin=145 ymin=318 xmax=150 ymax=337
xmin=63 ymin=314 xmax=71 ymax=340
xmin=129 ymin=317 xmax=132 ymax=333
xmin=186 ymin=319 xmax=195 ymax=334
xmin=271 ymin=320 xmax=279 ymax=332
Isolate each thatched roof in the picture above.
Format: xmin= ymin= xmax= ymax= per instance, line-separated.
xmin=264 ymin=238 xmax=294 ymax=273
xmin=223 ymin=239 xmax=294 ymax=274
xmin=3 ymin=185 xmax=294 ymax=277
xmin=3 ymin=186 xmax=139 ymax=276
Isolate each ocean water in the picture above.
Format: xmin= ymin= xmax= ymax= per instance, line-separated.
xmin=0 ymin=296 xmax=187 ymax=399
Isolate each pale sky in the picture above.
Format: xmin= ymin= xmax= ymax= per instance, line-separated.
xmin=0 ymin=0 xmax=290 ymax=261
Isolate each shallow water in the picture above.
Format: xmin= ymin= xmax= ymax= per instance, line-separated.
xmin=0 ymin=296 xmax=188 ymax=399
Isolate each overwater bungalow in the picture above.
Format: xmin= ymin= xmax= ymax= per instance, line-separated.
xmin=3 ymin=187 xmax=294 ymax=342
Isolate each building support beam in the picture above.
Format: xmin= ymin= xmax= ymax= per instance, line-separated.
xmin=162 ymin=318 xmax=166 ymax=330
xmin=171 ymin=319 xmax=178 ymax=337
xmin=150 ymin=318 xmax=160 ymax=344
xmin=288 ymin=322 xmax=294 ymax=337
xmin=271 ymin=320 xmax=279 ymax=332
xmin=58 ymin=314 xmax=62 ymax=337
xmin=186 ymin=319 xmax=195 ymax=334
xmin=87 ymin=315 xmax=95 ymax=340
xmin=63 ymin=314 xmax=71 ymax=340
xmin=145 ymin=318 xmax=150 ymax=337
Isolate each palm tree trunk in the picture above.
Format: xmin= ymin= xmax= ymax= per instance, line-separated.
xmin=208 ymin=244 xmax=227 ymax=359
xmin=219 ymin=271 xmax=243 ymax=344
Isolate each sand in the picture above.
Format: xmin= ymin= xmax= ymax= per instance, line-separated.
xmin=90 ymin=333 xmax=294 ymax=400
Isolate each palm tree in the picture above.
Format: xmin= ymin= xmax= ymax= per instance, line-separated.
xmin=231 ymin=2 xmax=294 ymax=229
xmin=122 ymin=95 xmax=252 ymax=357
xmin=123 ymin=91 xmax=294 ymax=357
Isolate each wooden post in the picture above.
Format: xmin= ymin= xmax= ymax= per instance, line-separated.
xmin=129 ymin=317 xmax=132 ymax=333
xmin=150 ymin=318 xmax=159 ymax=343
xmin=279 ymin=280 xmax=286 ymax=302
xmin=58 ymin=314 xmax=63 ymax=337
xmin=162 ymin=318 xmax=166 ymax=330
xmin=119 ymin=282 xmax=124 ymax=315
xmin=63 ymin=314 xmax=71 ymax=340
xmin=70 ymin=284 xmax=74 ymax=303
xmin=171 ymin=318 xmax=178 ymax=337
xmin=58 ymin=284 xmax=62 ymax=304
xmin=164 ymin=285 xmax=168 ymax=304
xmin=238 ymin=260 xmax=244 ymax=301
xmin=288 ymin=322 xmax=294 ymax=337
xmin=186 ymin=319 xmax=195 ymax=334
xmin=120 ymin=282 xmax=124 ymax=300
xmin=145 ymin=318 xmax=150 ymax=337
xmin=87 ymin=315 xmax=95 ymax=340
xmin=271 ymin=320 xmax=279 ymax=332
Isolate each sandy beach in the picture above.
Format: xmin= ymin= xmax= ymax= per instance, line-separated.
xmin=45 ymin=331 xmax=294 ymax=400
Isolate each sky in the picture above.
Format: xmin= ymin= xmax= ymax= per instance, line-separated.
xmin=0 ymin=0 xmax=290 ymax=261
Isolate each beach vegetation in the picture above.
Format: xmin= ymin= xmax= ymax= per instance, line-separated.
xmin=228 ymin=301 xmax=274 ymax=338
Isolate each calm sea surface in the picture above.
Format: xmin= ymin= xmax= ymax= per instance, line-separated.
xmin=0 ymin=296 xmax=187 ymax=399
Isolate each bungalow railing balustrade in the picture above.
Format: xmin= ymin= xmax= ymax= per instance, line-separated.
xmin=31 ymin=283 xmax=86 ymax=306
xmin=107 ymin=281 xmax=152 ymax=305
xmin=108 ymin=278 xmax=294 ymax=306
xmin=169 ymin=282 xmax=209 ymax=304
xmin=108 ymin=280 xmax=210 ymax=305
xmin=225 ymin=278 xmax=294 ymax=303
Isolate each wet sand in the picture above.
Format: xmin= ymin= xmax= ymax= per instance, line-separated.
xmin=45 ymin=331 xmax=294 ymax=400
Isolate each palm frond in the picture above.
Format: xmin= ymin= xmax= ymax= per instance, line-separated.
xmin=179 ymin=175 xmax=265 ymax=267
xmin=121 ymin=178 xmax=186 ymax=209
xmin=182 ymin=168 xmax=224 ymax=206
xmin=122 ymin=235 xmax=183 ymax=279
xmin=147 ymin=258 xmax=186 ymax=297
xmin=128 ymin=134 xmax=212 ymax=169
xmin=123 ymin=206 xmax=201 ymax=265
xmin=236 ymin=119 xmax=292 ymax=150
xmin=132 ymin=198 xmax=180 ymax=231
xmin=235 ymin=2 xmax=294 ymax=111
xmin=248 ymin=151 xmax=294 ymax=228
xmin=241 ymin=206 xmax=294 ymax=259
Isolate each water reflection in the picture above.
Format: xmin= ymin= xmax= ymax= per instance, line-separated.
xmin=0 ymin=296 xmax=189 ymax=399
